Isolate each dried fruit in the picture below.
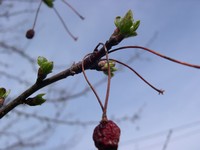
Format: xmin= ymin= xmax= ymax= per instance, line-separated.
xmin=26 ymin=29 xmax=35 ymax=39
xmin=93 ymin=120 xmax=121 ymax=150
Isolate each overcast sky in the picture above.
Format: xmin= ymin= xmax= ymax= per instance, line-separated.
xmin=1 ymin=0 xmax=200 ymax=150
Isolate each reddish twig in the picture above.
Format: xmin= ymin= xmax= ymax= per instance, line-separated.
xmin=92 ymin=43 xmax=112 ymax=120
xmin=109 ymin=46 xmax=200 ymax=69
xmin=82 ymin=53 xmax=104 ymax=112
xmin=107 ymin=58 xmax=164 ymax=94
xmin=100 ymin=43 xmax=111 ymax=120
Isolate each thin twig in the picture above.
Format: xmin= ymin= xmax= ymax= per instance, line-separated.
xmin=0 ymin=42 xmax=34 ymax=63
xmin=47 ymin=78 xmax=107 ymax=103
xmin=32 ymin=0 xmax=42 ymax=29
xmin=109 ymin=46 xmax=200 ymax=69
xmin=107 ymin=58 xmax=164 ymax=94
xmin=0 ymin=9 xmax=35 ymax=18
xmin=14 ymin=110 xmax=96 ymax=126
xmin=162 ymin=130 xmax=173 ymax=150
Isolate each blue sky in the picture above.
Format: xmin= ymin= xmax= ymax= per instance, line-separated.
xmin=1 ymin=0 xmax=200 ymax=150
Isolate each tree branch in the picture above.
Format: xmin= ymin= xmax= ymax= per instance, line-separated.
xmin=0 ymin=28 xmax=124 ymax=119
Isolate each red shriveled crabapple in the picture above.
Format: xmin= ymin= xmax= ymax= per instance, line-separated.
xmin=93 ymin=120 xmax=121 ymax=150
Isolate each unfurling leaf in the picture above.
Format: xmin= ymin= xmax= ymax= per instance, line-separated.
xmin=114 ymin=10 xmax=140 ymax=38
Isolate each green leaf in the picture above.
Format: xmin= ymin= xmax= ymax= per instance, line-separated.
xmin=114 ymin=10 xmax=140 ymax=38
xmin=133 ymin=20 xmax=140 ymax=31
xmin=43 ymin=0 xmax=54 ymax=8
xmin=119 ymin=10 xmax=133 ymax=33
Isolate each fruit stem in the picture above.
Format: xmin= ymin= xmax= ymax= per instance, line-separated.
xmin=62 ymin=0 xmax=85 ymax=20
xmin=82 ymin=54 xmax=104 ymax=112
xmin=109 ymin=46 xmax=200 ymax=69
xmin=106 ymin=58 xmax=164 ymax=94
xmin=53 ymin=7 xmax=78 ymax=41
xmin=100 ymin=43 xmax=111 ymax=121
xmin=32 ymin=0 xmax=42 ymax=29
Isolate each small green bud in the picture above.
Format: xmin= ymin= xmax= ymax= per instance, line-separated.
xmin=26 ymin=93 xmax=46 ymax=106
xmin=37 ymin=56 xmax=48 ymax=66
xmin=40 ymin=61 xmax=54 ymax=74
xmin=98 ymin=60 xmax=117 ymax=77
xmin=37 ymin=56 xmax=54 ymax=76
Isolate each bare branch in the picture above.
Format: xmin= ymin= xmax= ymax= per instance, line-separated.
xmin=0 ymin=9 xmax=35 ymax=18
xmin=0 ymin=71 xmax=31 ymax=86
xmin=162 ymin=130 xmax=173 ymax=150
xmin=13 ymin=109 xmax=96 ymax=126
xmin=0 ymin=42 xmax=35 ymax=64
